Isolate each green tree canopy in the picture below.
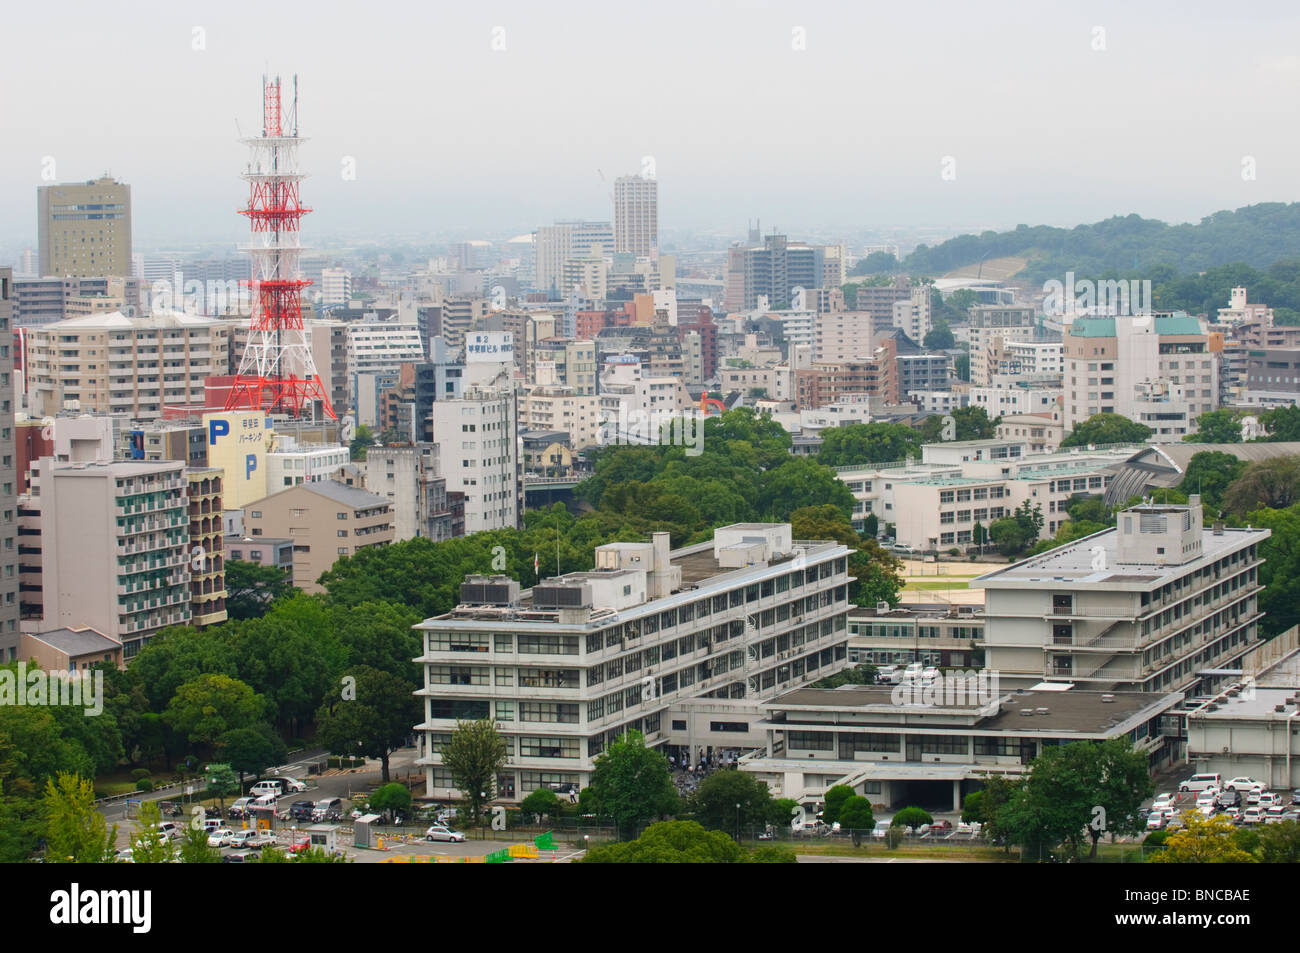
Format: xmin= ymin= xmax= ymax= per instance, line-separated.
xmin=1060 ymin=413 xmax=1152 ymax=449
xmin=1224 ymin=455 xmax=1300 ymax=515
xmin=162 ymin=674 xmax=264 ymax=749
xmin=216 ymin=724 xmax=287 ymax=786
xmin=224 ymin=558 xmax=294 ymax=621
xmin=583 ymin=820 xmax=746 ymax=863
xmin=817 ymin=423 xmax=922 ymax=468
xmin=520 ymin=788 xmax=561 ymax=820
xmin=589 ymin=730 xmax=678 ymax=838
xmin=440 ymin=719 xmax=508 ymax=826
xmin=1185 ymin=409 xmax=1243 ymax=444
xmin=43 ymin=772 xmax=116 ymax=864
xmin=314 ymin=665 xmax=421 ymax=783
xmin=691 ymin=770 xmax=776 ymax=834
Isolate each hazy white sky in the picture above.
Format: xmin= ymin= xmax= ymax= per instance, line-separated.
xmin=4 ymin=0 xmax=1299 ymax=247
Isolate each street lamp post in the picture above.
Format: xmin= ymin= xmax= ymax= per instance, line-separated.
xmin=736 ymin=802 xmax=741 ymax=842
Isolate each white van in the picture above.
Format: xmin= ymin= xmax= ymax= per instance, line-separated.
xmin=249 ymin=780 xmax=283 ymax=798
xmin=875 ymin=665 xmax=902 ymax=685
xmin=312 ymin=797 xmax=343 ymax=821
xmin=1178 ymin=773 xmax=1222 ymax=793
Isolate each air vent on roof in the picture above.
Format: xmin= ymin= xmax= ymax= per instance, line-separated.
xmin=1019 ymin=709 xmax=1035 ymax=717
xmin=459 ymin=576 xmax=520 ymax=607
xmin=532 ymin=585 xmax=591 ymax=609
xmin=1227 ymin=687 xmax=1240 ymax=697
xmin=1036 ymin=707 xmax=1049 ymax=714
xmin=1101 ymin=694 xmax=1115 ymax=703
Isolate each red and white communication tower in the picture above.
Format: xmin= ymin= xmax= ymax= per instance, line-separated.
xmin=224 ymin=74 xmax=334 ymax=419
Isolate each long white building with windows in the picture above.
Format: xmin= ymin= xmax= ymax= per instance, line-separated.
xmin=415 ymin=523 xmax=852 ymax=802
xmin=973 ymin=498 xmax=1269 ymax=694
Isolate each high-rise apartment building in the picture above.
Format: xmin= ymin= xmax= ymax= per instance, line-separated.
xmin=32 ymin=458 xmax=190 ymax=660
xmin=0 ymin=270 xmax=19 ymax=649
xmin=724 ymin=234 xmax=829 ymax=311
xmin=319 ymin=268 xmax=352 ymax=307
xmin=38 ymin=176 xmax=132 ymax=278
xmin=613 ymin=175 xmax=658 ymax=258
xmin=185 ymin=468 xmax=227 ymax=628
xmin=967 ymin=305 xmax=1037 ymax=386
xmin=428 ymin=386 xmax=520 ymax=534
xmin=533 ymin=222 xmax=612 ymax=296
xmin=24 ymin=311 xmax=232 ymax=419
xmin=362 ymin=443 xmax=455 ymax=542
xmin=1062 ymin=313 xmax=1216 ymax=440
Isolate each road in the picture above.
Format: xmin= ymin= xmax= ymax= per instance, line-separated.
xmin=101 ymin=746 xmax=426 ymax=854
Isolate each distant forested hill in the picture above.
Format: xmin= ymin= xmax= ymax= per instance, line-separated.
xmin=903 ymin=203 xmax=1300 ymax=283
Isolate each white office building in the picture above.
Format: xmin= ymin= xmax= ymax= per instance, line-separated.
xmin=415 ymin=523 xmax=852 ymax=801
xmin=974 ymin=499 xmax=1269 ymax=694
xmin=428 ymin=386 xmax=520 ymax=533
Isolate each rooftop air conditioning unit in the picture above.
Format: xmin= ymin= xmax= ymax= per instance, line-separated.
xmin=875 ymin=601 xmax=889 ymax=612
xmin=1101 ymin=694 xmax=1115 ymax=703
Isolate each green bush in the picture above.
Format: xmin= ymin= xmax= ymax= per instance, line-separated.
xmin=890 ymin=806 xmax=933 ymax=830
xmin=135 ymin=778 xmax=154 ymax=792
xmin=1143 ymin=830 xmax=1169 ymax=848
xmin=131 ymin=768 xmax=152 ymax=781
xmin=884 ymin=827 xmax=906 ymax=849
xmin=750 ymin=845 xmax=797 ymax=863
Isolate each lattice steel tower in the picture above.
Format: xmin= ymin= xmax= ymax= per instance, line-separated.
xmin=225 ymin=75 xmax=334 ymax=418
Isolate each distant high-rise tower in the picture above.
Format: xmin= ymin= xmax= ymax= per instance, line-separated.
xmin=613 ymin=174 xmax=658 ymax=258
xmin=225 ymin=75 xmax=334 ymax=419
xmin=37 ymin=176 xmax=132 ymax=277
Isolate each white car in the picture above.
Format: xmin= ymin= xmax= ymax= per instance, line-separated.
xmin=277 ymin=777 xmax=308 ymax=794
xmin=1146 ymin=810 xmax=1171 ymax=831
xmin=156 ymin=822 xmax=182 ymax=842
xmin=1224 ymin=777 xmax=1265 ymax=793
xmin=1150 ymin=793 xmax=1175 ymax=812
xmin=1257 ymin=791 xmax=1280 ymax=808
xmin=1242 ymin=806 xmax=1265 ymax=824
xmin=424 ymin=825 xmax=467 ymax=843
xmin=1194 ymin=788 xmax=1220 ymax=807
xmin=227 ymin=829 xmax=274 ymax=850
xmin=1246 ymin=789 xmax=1265 ymax=805
xmin=205 ymin=827 xmax=236 ymax=847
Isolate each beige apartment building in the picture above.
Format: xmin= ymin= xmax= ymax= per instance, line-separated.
xmin=0 ymin=270 xmax=20 ymax=659
xmin=31 ymin=458 xmax=190 ymax=660
xmin=25 ymin=311 xmax=231 ymax=419
xmin=243 ymin=480 xmax=394 ymax=593
xmin=520 ymin=386 xmax=602 ymax=450
xmin=38 ymin=176 xmax=132 ymax=278
xmin=186 ymin=468 xmax=227 ymax=628
xmin=1063 ymin=314 xmax=1216 ymax=439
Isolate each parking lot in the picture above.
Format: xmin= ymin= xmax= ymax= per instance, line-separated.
xmin=1141 ymin=772 xmax=1300 ymax=832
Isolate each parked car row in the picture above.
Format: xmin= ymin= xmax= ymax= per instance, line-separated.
xmin=1149 ymin=775 xmax=1300 ymax=829
xmin=875 ymin=663 xmax=940 ymax=687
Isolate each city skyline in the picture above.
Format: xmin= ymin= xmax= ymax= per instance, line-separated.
xmin=2 ymin=1 xmax=1299 ymax=248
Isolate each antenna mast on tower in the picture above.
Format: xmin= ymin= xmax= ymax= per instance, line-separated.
xmin=224 ymin=74 xmax=334 ymax=419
